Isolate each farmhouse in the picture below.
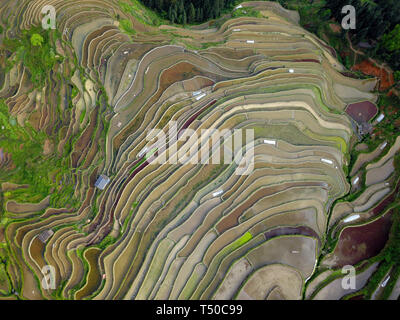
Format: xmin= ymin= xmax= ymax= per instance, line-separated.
xmin=95 ymin=175 xmax=110 ymax=190
xmin=212 ymin=190 xmax=223 ymax=197
xmin=376 ymin=113 xmax=385 ymax=123
xmin=38 ymin=229 xmax=54 ymax=243
xmin=195 ymin=93 xmax=206 ymax=101
xmin=264 ymin=139 xmax=276 ymax=146
xmin=343 ymin=215 xmax=360 ymax=223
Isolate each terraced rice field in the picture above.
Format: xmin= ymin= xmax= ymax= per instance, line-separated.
xmin=0 ymin=0 xmax=399 ymax=301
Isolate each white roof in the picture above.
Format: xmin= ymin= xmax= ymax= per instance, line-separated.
xmin=195 ymin=93 xmax=206 ymax=101
xmin=192 ymin=90 xmax=202 ymax=97
xmin=343 ymin=215 xmax=360 ymax=223
xmin=233 ymin=29 xmax=241 ymax=32
xmin=38 ymin=230 xmax=54 ymax=243
xmin=95 ymin=175 xmax=110 ymax=190
xmin=321 ymin=158 xmax=333 ymax=165
xmin=376 ymin=114 xmax=385 ymax=122
xmin=380 ymin=142 xmax=387 ymax=150
xmin=353 ymin=177 xmax=360 ymax=185
xmin=382 ymin=276 xmax=390 ymax=287
xmin=212 ymin=190 xmax=223 ymax=197
xmin=246 ymin=40 xmax=255 ymax=44
xmin=138 ymin=147 xmax=148 ymax=158
xmin=289 ymin=69 xmax=294 ymax=73
xmin=263 ymin=139 xmax=276 ymax=146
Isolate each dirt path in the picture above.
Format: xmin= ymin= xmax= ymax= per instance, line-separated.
xmin=346 ymin=33 xmax=393 ymax=74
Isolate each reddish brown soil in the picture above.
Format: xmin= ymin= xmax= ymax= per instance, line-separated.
xmin=160 ymin=62 xmax=203 ymax=89
xmin=330 ymin=211 xmax=393 ymax=268
xmin=329 ymin=23 xmax=341 ymax=34
xmin=351 ymin=60 xmax=394 ymax=91
xmin=388 ymin=88 xmax=399 ymax=98
xmin=345 ymin=101 xmax=378 ymax=124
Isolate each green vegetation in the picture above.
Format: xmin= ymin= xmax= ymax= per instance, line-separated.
xmin=382 ymin=265 xmax=400 ymax=299
xmin=324 ymin=0 xmax=400 ymax=74
xmin=382 ymin=207 xmax=400 ymax=266
xmin=0 ymin=100 xmax=77 ymax=208
xmin=30 ymin=33 xmax=44 ymax=47
xmin=97 ymin=236 xmax=117 ymax=250
xmin=231 ymin=7 xmax=262 ymax=19
xmin=363 ymin=94 xmax=400 ymax=151
xmin=120 ymin=19 xmax=137 ymax=35
xmin=381 ymin=24 xmax=400 ymax=52
xmin=79 ymin=107 xmax=87 ymax=123
xmin=235 ymin=232 xmax=253 ymax=246
xmin=119 ymin=0 xmax=162 ymax=27
xmin=3 ymin=27 xmax=61 ymax=87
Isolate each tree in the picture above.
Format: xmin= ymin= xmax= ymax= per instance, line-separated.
xmin=204 ymin=0 xmax=211 ymax=20
xmin=168 ymin=5 xmax=177 ymax=23
xmin=155 ymin=0 xmax=163 ymax=10
xmin=188 ymin=3 xmax=196 ymax=23
xmin=394 ymin=71 xmax=400 ymax=83
xmin=178 ymin=0 xmax=184 ymax=16
xmin=30 ymin=33 xmax=44 ymax=47
xmin=381 ymin=24 xmax=400 ymax=52
xmin=182 ymin=11 xmax=187 ymax=25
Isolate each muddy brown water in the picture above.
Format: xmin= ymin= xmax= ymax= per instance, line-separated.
xmin=216 ymin=181 xmax=325 ymax=234
xmin=372 ymin=179 xmax=400 ymax=216
xmin=75 ymin=247 xmax=102 ymax=300
xmin=264 ymin=226 xmax=320 ymax=246
xmin=345 ymin=101 xmax=378 ymax=124
xmin=29 ymin=237 xmax=46 ymax=269
xmin=331 ymin=210 xmax=393 ymax=268
xmin=71 ymin=107 xmax=99 ymax=168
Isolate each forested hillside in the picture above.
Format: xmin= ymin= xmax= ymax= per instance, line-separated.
xmin=324 ymin=0 xmax=400 ymax=71
xmin=140 ymin=0 xmax=237 ymax=24
xmin=139 ymin=0 xmax=400 ymax=80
